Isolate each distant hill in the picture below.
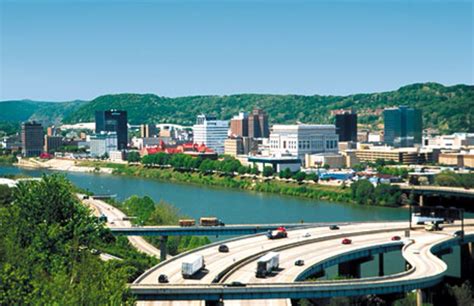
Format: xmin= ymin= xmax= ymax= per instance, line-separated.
xmin=0 ymin=100 xmax=86 ymax=126
xmin=63 ymin=83 xmax=473 ymax=133
xmin=1 ymin=83 xmax=473 ymax=133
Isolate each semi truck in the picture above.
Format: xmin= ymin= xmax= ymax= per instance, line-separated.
xmin=182 ymin=254 xmax=205 ymax=278
xmin=179 ymin=219 xmax=196 ymax=227
xmin=256 ymin=252 xmax=280 ymax=278
xmin=266 ymin=227 xmax=288 ymax=239
xmin=199 ymin=217 xmax=225 ymax=226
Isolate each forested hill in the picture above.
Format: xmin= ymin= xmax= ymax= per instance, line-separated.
xmin=1 ymin=83 xmax=472 ymax=133
xmin=63 ymin=83 xmax=473 ymax=133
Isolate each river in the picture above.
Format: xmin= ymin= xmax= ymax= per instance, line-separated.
xmin=0 ymin=165 xmax=463 ymax=277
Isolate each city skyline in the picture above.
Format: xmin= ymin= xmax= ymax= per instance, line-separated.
xmin=1 ymin=0 xmax=472 ymax=101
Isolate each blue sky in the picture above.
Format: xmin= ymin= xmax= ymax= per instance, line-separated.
xmin=0 ymin=0 xmax=472 ymax=101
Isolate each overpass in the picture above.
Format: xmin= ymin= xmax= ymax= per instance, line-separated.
xmin=130 ymin=221 xmax=474 ymax=306
xmin=399 ymin=185 xmax=474 ymax=199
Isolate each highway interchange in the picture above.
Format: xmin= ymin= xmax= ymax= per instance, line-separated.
xmin=83 ymin=196 xmax=473 ymax=306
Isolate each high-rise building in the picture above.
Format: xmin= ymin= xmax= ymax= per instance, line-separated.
xmin=140 ymin=124 xmax=157 ymax=138
xmin=90 ymin=132 xmax=118 ymax=157
xmin=248 ymin=108 xmax=269 ymax=138
xmin=230 ymin=112 xmax=249 ymax=137
xmin=384 ymin=106 xmax=422 ymax=147
xmin=44 ymin=135 xmax=63 ymax=153
xmin=95 ymin=110 xmax=128 ymax=149
xmin=192 ymin=114 xmax=229 ymax=154
xmin=21 ymin=122 xmax=44 ymax=157
xmin=269 ymin=124 xmax=339 ymax=164
xmin=335 ymin=111 xmax=357 ymax=142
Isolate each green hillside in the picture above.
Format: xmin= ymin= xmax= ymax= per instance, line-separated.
xmin=0 ymin=100 xmax=86 ymax=125
xmin=63 ymin=83 xmax=473 ymax=133
xmin=1 ymin=83 xmax=472 ymax=133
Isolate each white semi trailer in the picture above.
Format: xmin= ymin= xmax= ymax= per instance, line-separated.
xmin=256 ymin=252 xmax=280 ymax=278
xmin=182 ymin=254 xmax=205 ymax=278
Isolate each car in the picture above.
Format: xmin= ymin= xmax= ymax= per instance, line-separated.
xmin=329 ymin=225 xmax=340 ymax=230
xmin=302 ymin=232 xmax=311 ymax=238
xmin=227 ymin=281 xmax=246 ymax=287
xmin=453 ymin=230 xmax=464 ymax=237
xmin=391 ymin=235 xmax=401 ymax=241
xmin=218 ymin=244 xmax=229 ymax=253
xmin=158 ymin=274 xmax=169 ymax=283
xmin=342 ymin=238 xmax=352 ymax=245
xmin=110 ymin=221 xmax=115 ymax=225
xmin=295 ymin=259 xmax=305 ymax=266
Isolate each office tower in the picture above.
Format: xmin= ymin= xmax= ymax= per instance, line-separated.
xmin=21 ymin=121 xmax=44 ymax=157
xmin=230 ymin=112 xmax=249 ymax=137
xmin=140 ymin=124 xmax=157 ymax=138
xmin=90 ymin=132 xmax=118 ymax=157
xmin=248 ymin=108 xmax=269 ymax=138
xmin=44 ymin=135 xmax=63 ymax=153
xmin=193 ymin=114 xmax=229 ymax=154
xmin=95 ymin=110 xmax=128 ymax=149
xmin=335 ymin=111 xmax=357 ymax=142
xmin=384 ymin=106 xmax=422 ymax=147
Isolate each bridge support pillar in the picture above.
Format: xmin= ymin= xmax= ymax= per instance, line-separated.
xmin=378 ymin=253 xmax=384 ymax=277
xmin=159 ymin=236 xmax=168 ymax=262
xmin=416 ymin=289 xmax=424 ymax=306
xmin=338 ymin=260 xmax=362 ymax=279
xmin=460 ymin=243 xmax=474 ymax=281
xmin=205 ymin=299 xmax=223 ymax=306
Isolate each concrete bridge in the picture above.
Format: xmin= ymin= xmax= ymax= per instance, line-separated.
xmin=130 ymin=221 xmax=474 ymax=306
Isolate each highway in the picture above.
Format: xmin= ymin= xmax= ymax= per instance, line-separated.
xmin=398 ymin=184 xmax=474 ymax=198
xmin=82 ymin=196 xmax=165 ymax=258
xmin=131 ymin=221 xmax=473 ymax=306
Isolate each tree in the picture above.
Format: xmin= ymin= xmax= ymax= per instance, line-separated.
xmin=262 ymin=166 xmax=274 ymax=177
xmin=279 ymin=168 xmax=293 ymax=179
xmin=306 ymin=173 xmax=319 ymax=182
xmin=123 ymin=195 xmax=155 ymax=224
xmin=127 ymin=151 xmax=141 ymax=163
xmin=448 ymin=281 xmax=474 ymax=306
xmin=0 ymin=185 xmax=13 ymax=206
xmin=293 ymin=171 xmax=307 ymax=182
xmin=351 ymin=179 xmax=375 ymax=205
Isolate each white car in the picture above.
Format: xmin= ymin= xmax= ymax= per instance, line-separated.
xmin=302 ymin=232 xmax=311 ymax=238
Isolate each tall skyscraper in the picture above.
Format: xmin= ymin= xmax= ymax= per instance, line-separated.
xmin=384 ymin=106 xmax=422 ymax=147
xmin=193 ymin=114 xmax=229 ymax=154
xmin=230 ymin=112 xmax=249 ymax=137
xmin=335 ymin=111 xmax=357 ymax=142
xmin=248 ymin=108 xmax=269 ymax=138
xmin=21 ymin=121 xmax=44 ymax=157
xmin=95 ymin=110 xmax=128 ymax=150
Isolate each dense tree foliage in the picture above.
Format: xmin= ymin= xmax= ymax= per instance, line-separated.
xmin=58 ymin=83 xmax=473 ymax=133
xmin=435 ymin=171 xmax=474 ymax=189
xmin=351 ymin=180 xmax=402 ymax=206
xmin=127 ymin=151 xmax=141 ymax=163
xmin=0 ymin=175 xmax=135 ymax=304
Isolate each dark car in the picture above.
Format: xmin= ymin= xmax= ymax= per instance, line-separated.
xmin=391 ymin=236 xmax=401 ymax=241
xmin=295 ymin=259 xmax=305 ymax=266
xmin=453 ymin=230 xmax=464 ymax=237
xmin=227 ymin=281 xmax=246 ymax=287
xmin=218 ymin=244 xmax=229 ymax=253
xmin=329 ymin=225 xmax=340 ymax=230
xmin=158 ymin=274 xmax=169 ymax=283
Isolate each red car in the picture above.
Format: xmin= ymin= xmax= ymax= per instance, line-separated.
xmin=391 ymin=236 xmax=401 ymax=241
xmin=342 ymin=238 xmax=352 ymax=245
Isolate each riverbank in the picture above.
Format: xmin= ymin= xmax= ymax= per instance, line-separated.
xmin=76 ymin=160 xmax=354 ymax=204
xmin=16 ymin=157 xmax=114 ymax=174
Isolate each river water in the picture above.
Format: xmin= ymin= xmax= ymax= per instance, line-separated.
xmin=0 ymin=165 xmax=462 ymax=278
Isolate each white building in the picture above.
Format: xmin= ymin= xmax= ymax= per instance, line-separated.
xmin=90 ymin=132 xmax=118 ymax=157
xmin=423 ymin=133 xmax=474 ymax=149
xmin=192 ymin=114 xmax=229 ymax=154
xmin=131 ymin=137 xmax=161 ymax=150
xmin=269 ymin=124 xmax=339 ymax=164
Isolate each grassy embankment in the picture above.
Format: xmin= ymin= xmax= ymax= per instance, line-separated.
xmin=78 ymin=161 xmax=353 ymax=204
